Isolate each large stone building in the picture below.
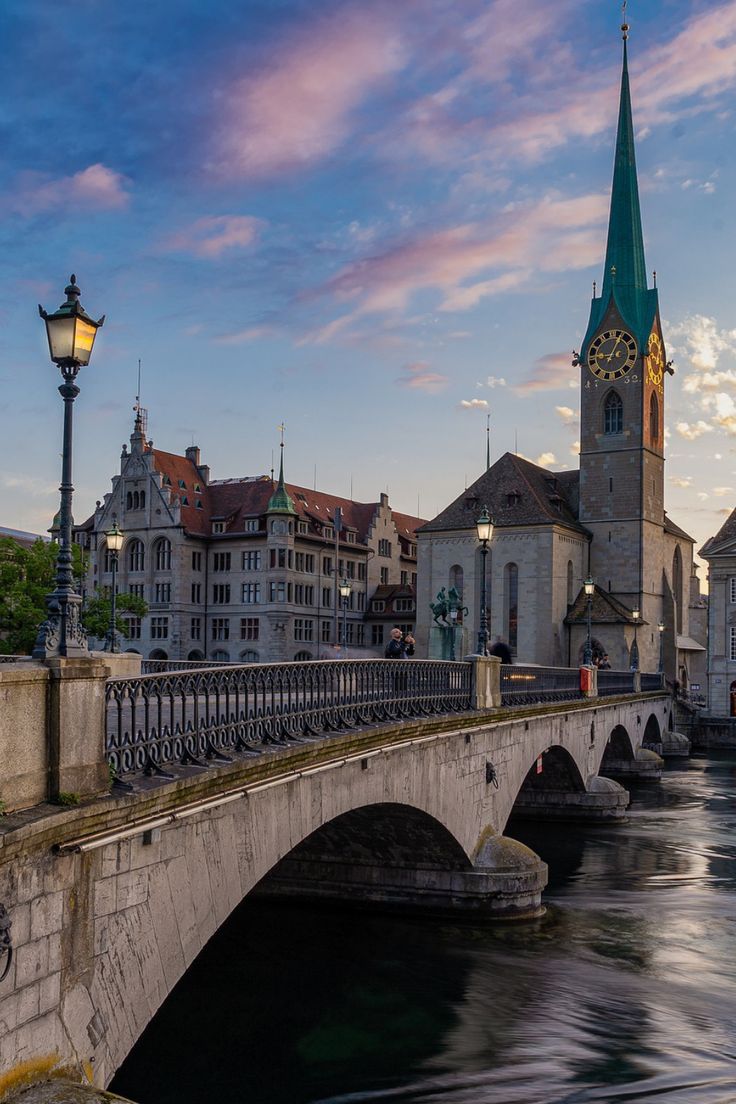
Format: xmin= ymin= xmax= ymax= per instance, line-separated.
xmin=700 ymin=510 xmax=736 ymax=716
xmin=417 ymin=25 xmax=705 ymax=682
xmin=77 ymin=413 xmax=423 ymax=662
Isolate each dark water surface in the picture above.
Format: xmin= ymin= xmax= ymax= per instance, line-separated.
xmin=112 ymin=754 xmax=736 ymax=1104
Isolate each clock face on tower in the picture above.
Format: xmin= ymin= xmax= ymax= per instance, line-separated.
xmin=587 ymin=329 xmax=638 ymax=380
xmin=647 ymin=332 xmax=664 ymax=387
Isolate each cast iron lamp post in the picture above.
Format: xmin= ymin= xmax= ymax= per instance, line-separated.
xmin=658 ymin=620 xmax=665 ymax=675
xmin=339 ymin=578 xmax=351 ymax=657
xmin=449 ymin=605 xmax=458 ymax=661
xmin=104 ymin=520 xmax=124 ymax=653
xmin=583 ymin=576 xmax=595 ymax=666
xmin=631 ymin=607 xmax=640 ymax=671
xmin=33 ymin=276 xmax=105 ymax=660
xmin=475 ymin=507 xmax=493 ymax=655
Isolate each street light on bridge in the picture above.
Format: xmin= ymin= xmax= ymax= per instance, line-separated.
xmin=33 ymin=276 xmax=105 ymax=660
xmin=475 ymin=507 xmax=493 ymax=655
xmin=104 ymin=519 xmax=124 ymax=653
xmin=631 ymin=607 xmax=640 ymax=671
xmin=339 ymin=578 xmax=352 ymax=657
xmin=583 ymin=576 xmax=595 ymax=667
xmin=658 ymin=620 xmax=665 ymax=675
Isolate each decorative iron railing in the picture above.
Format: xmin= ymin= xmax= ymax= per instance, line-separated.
xmin=597 ymin=670 xmax=636 ymax=696
xmin=500 ymin=665 xmax=582 ymax=706
xmin=106 ymin=659 xmax=473 ymax=777
xmin=640 ymin=673 xmax=665 ymax=692
xmin=141 ymin=659 xmax=234 ymax=674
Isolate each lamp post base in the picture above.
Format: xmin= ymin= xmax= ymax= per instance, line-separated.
xmin=32 ymin=591 xmax=90 ymax=660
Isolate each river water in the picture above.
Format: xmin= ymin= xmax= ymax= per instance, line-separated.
xmin=112 ymin=752 xmax=736 ymax=1104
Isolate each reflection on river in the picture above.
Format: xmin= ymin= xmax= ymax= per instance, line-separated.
xmin=112 ymin=753 xmax=736 ymax=1104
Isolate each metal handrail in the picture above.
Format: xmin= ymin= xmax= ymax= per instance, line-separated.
xmin=597 ymin=670 xmax=636 ymax=696
xmin=500 ymin=664 xmax=582 ymax=706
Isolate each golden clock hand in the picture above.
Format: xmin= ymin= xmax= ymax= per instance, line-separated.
xmin=607 ymin=336 xmax=623 ymax=363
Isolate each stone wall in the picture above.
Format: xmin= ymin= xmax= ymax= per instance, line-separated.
xmin=0 ymin=664 xmax=49 ymax=813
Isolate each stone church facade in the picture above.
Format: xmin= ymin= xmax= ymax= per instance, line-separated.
xmin=416 ymin=25 xmax=705 ymax=683
xmin=701 ymin=510 xmax=736 ymax=717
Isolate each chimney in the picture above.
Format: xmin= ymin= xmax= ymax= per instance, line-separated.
xmin=185 ymin=445 xmax=201 ymax=466
xmin=380 ymin=492 xmax=389 ymax=507
xmin=197 ymin=464 xmax=210 ymax=486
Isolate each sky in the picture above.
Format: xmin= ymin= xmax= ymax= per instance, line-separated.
xmin=2 ymin=0 xmax=736 ymax=577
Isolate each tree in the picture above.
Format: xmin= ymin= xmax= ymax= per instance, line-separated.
xmin=0 ymin=537 xmax=87 ymax=655
xmin=82 ymin=591 xmax=149 ymax=642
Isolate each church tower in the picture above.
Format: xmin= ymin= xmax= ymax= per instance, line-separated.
xmin=577 ymin=18 xmax=668 ymax=629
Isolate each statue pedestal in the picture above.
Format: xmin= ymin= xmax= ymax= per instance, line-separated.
xmin=429 ymin=624 xmax=463 ymax=660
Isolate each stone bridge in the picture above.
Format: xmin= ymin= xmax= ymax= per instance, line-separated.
xmin=0 ymin=655 xmax=672 ymax=1097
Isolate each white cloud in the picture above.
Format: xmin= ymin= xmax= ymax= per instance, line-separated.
xmin=670 ymin=476 xmax=693 ymax=488
xmin=675 ymin=420 xmax=715 ymax=440
xmin=459 ymin=398 xmax=489 ymax=410
xmin=555 ymin=405 xmax=578 ymax=427
xmin=534 ymin=451 xmax=556 ymax=468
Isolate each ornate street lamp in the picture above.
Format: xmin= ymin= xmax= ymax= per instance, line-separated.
xmin=475 ymin=507 xmax=493 ymax=655
xmin=583 ymin=576 xmax=595 ymax=666
xmin=339 ymin=578 xmax=351 ymax=657
xmin=103 ymin=520 xmax=124 ymax=653
xmin=631 ymin=607 xmax=640 ymax=671
xmin=449 ymin=605 xmax=458 ymax=661
xmin=658 ymin=620 xmax=665 ymax=675
xmin=33 ymin=276 xmax=105 ymax=659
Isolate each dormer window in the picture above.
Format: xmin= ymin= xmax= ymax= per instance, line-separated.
xmin=163 ymin=474 xmax=171 ymax=486
xmin=181 ymin=496 xmax=189 ymax=506
xmin=194 ymin=483 xmax=201 ymax=493
xmin=195 ymin=499 xmax=203 ymax=509
xmin=178 ymin=479 xmax=186 ymax=489
xmin=507 ymin=491 xmax=521 ymax=506
xmin=212 ymin=521 xmax=225 ymax=534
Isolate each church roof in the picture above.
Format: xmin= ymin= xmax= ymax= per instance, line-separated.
xmin=581 ymin=28 xmax=659 ymax=361
xmin=419 ymin=452 xmax=587 ymax=535
xmin=664 ymin=513 xmax=695 ymax=544
xmin=564 ymin=584 xmax=643 ymax=626
xmin=701 ymin=506 xmax=736 ymax=556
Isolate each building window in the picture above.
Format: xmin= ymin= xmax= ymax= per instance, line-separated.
xmin=294 ymin=649 xmax=313 ymax=660
xmin=373 ymin=600 xmax=385 ymax=612
xmin=295 ymin=552 xmax=315 ymax=573
xmin=154 ymin=539 xmax=172 ymax=571
xmin=154 ymin=582 xmax=171 ymax=604
xmin=449 ymin=564 xmax=464 ymax=600
xmin=192 ymin=551 xmax=202 ymax=571
xmin=244 ymin=519 xmax=259 ymax=533
xmin=395 ymin=598 xmax=414 ymax=613
xmin=129 ymin=583 xmax=145 ymax=599
xmin=322 ymin=556 xmax=333 ymax=575
xmin=604 ymin=391 xmax=623 ymax=435
xmin=212 ymin=584 xmax=231 ymax=604
xmin=294 ymin=584 xmax=315 ymax=605
xmin=242 ymin=551 xmax=261 ymax=571
xmin=211 ymin=618 xmax=230 ymax=641
xmin=650 ymin=391 xmax=659 ymax=442
xmin=321 ymin=621 xmax=331 ymax=643
xmin=731 ymin=627 xmax=736 ymax=661
xmin=191 ymin=583 xmax=201 ymax=603
xmin=411 ymin=572 xmax=417 ymax=587
xmin=321 ymin=587 xmax=332 ymax=608
xmin=213 ymin=551 xmax=231 ymax=572
xmin=673 ymin=545 xmax=683 ymax=635
xmin=372 ymin=625 xmax=384 ymax=646
xmin=191 ymin=617 xmax=201 ymax=640
xmin=123 ymin=617 xmax=141 ymax=640
xmin=270 ymin=548 xmax=292 ymax=569
xmin=344 ymin=623 xmax=354 ymax=645
xmin=400 ymin=571 xmax=408 ymax=586
xmin=294 ymin=618 xmax=314 ymax=642
xmin=240 ymin=617 xmax=259 ymax=641
xmin=729 ymin=577 xmax=736 ymax=604
xmin=357 ymin=592 xmax=365 ymax=612
xmin=128 ymin=539 xmax=145 ymax=573
xmin=151 ymin=616 xmax=169 ymax=640
xmin=378 ymin=539 xmax=391 ymax=557
xmin=567 ymin=560 xmax=574 ymax=607
xmin=358 ymin=563 xmax=366 ymax=581
xmin=212 ymin=522 xmax=225 ymax=534
xmin=269 ymin=581 xmax=286 ymax=602
xmin=240 ymin=649 xmax=259 ymax=662
xmin=211 ymin=649 xmax=230 ymax=662
xmin=380 ymin=567 xmax=389 ymax=585
xmin=297 ymin=521 xmax=308 ymax=535
xmin=242 ymin=583 xmax=261 ymax=604
xmin=504 ymin=562 xmax=519 ymax=654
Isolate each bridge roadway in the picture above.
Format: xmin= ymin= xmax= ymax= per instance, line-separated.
xmin=0 ymin=658 xmax=670 ymax=1098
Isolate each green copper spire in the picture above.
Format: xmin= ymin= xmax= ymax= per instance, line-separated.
xmin=580 ymin=19 xmax=658 ymax=362
xmin=601 ymin=27 xmax=647 ymax=304
xmin=267 ymin=443 xmax=296 ymax=514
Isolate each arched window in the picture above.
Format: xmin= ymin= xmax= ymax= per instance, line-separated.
xmin=140 ymin=490 xmax=146 ymax=509
xmin=240 ymin=649 xmax=259 ymax=663
xmin=100 ymin=542 xmax=113 ymax=574
xmin=187 ymin=650 xmax=204 ymax=661
xmin=128 ymin=539 xmax=145 ymax=572
xmin=567 ymin=560 xmax=574 ymax=607
xmin=155 ymin=538 xmax=172 ymax=571
xmin=126 ymin=492 xmax=132 ymax=510
xmin=649 ymin=391 xmax=659 ymax=443
xmin=133 ymin=491 xmax=140 ymax=510
xmin=604 ymin=391 xmax=623 ymax=435
xmin=449 ymin=564 xmax=464 ymax=600
xmin=211 ymin=649 xmax=230 ymax=662
xmin=504 ymin=562 xmax=519 ymax=654
xmin=294 ymin=650 xmax=312 ymax=661
xmin=672 ymin=545 xmax=683 ymax=634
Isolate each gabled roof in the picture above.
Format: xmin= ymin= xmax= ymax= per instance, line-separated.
xmin=664 ymin=513 xmax=695 ymax=544
xmin=701 ymin=506 xmax=736 ymax=557
xmin=419 ymin=452 xmax=588 ymax=536
xmin=565 ymin=584 xmax=643 ymax=626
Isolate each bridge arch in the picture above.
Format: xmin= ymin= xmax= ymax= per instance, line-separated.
xmin=601 ymin=724 xmax=635 ymax=768
xmin=642 ymin=714 xmax=662 ymax=748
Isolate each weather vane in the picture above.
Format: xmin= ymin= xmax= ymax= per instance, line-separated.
xmin=621 ymin=0 xmax=629 ymax=39
xmin=277 ymin=422 xmax=286 ymax=447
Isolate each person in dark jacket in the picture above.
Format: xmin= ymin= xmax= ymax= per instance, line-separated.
xmin=385 ymin=628 xmax=415 ymax=658
xmin=488 ymin=638 xmax=512 ymax=664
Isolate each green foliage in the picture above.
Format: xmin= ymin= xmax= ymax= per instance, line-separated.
xmin=55 ymin=791 xmax=80 ymax=807
xmin=82 ymin=591 xmax=148 ymax=641
xmin=0 ymin=537 xmax=86 ymax=655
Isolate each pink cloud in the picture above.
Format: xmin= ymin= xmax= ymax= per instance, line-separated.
xmin=215 ymin=324 xmax=277 ymax=345
xmin=397 ymin=361 xmax=448 ymax=393
xmin=216 ymin=10 xmax=405 ymax=178
xmin=515 ymin=353 xmax=578 ymax=394
xmin=300 ymin=192 xmax=607 ymax=341
xmin=10 ymin=164 xmax=130 ymax=216
xmin=162 ymin=215 xmax=263 ymax=258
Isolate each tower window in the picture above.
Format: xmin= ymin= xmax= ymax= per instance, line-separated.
xmin=604 ymin=391 xmax=623 ymax=435
xmin=650 ymin=392 xmax=659 ymax=443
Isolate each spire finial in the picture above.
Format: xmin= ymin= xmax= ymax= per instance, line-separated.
xmin=621 ymin=0 xmax=629 ymax=40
